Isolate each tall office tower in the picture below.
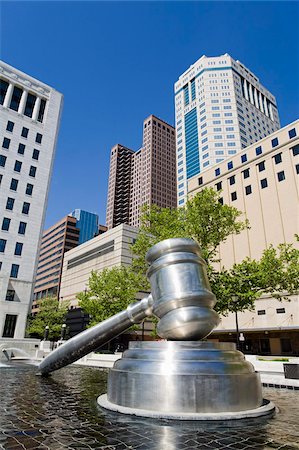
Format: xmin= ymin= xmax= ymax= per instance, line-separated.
xmin=106 ymin=115 xmax=176 ymax=229
xmin=0 ymin=61 xmax=63 ymax=339
xmin=70 ymin=209 xmax=99 ymax=244
xmin=106 ymin=145 xmax=134 ymax=229
xmin=174 ymin=54 xmax=280 ymax=206
xmin=32 ymin=216 xmax=80 ymax=311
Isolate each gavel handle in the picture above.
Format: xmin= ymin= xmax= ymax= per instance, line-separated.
xmin=38 ymin=295 xmax=153 ymax=376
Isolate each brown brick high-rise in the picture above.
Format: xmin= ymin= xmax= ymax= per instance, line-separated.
xmin=106 ymin=115 xmax=176 ymax=229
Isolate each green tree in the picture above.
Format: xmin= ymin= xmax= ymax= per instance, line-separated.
xmin=209 ymin=241 xmax=299 ymax=315
xmin=78 ymin=266 xmax=143 ymax=327
xmin=131 ymin=187 xmax=249 ymax=277
xmin=26 ymin=297 xmax=68 ymax=340
xmin=131 ymin=188 xmax=298 ymax=315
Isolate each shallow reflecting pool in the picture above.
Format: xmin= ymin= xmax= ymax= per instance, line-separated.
xmin=0 ymin=365 xmax=298 ymax=449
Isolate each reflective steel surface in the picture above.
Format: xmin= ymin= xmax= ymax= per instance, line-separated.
xmin=146 ymin=238 xmax=220 ymax=340
xmin=1 ymin=366 xmax=298 ymax=450
xmin=107 ymin=341 xmax=263 ymax=413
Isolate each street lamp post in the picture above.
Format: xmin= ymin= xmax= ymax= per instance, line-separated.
xmin=60 ymin=324 xmax=67 ymax=341
xmin=44 ymin=325 xmax=49 ymax=341
xmin=232 ymin=296 xmax=240 ymax=351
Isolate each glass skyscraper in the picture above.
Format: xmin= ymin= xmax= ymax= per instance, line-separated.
xmin=70 ymin=209 xmax=99 ymax=244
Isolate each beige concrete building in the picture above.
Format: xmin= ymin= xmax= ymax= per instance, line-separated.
xmin=188 ymin=120 xmax=299 ymax=355
xmin=106 ymin=115 xmax=177 ymax=229
xmin=59 ymin=224 xmax=138 ymax=308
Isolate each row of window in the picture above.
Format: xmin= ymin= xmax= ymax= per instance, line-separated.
xmin=0 ymin=156 xmax=37 ymax=176
xmin=1 ymin=218 xmax=27 ymax=234
xmin=2 ymin=138 xmax=40 ymax=160
xmin=3 ymin=198 xmax=31 ymax=214
xmin=2 ymin=126 xmax=43 ymax=145
xmin=0 ymin=239 xmax=23 ymax=256
xmin=0 ymin=79 xmax=47 ymax=123
xmin=3 ymin=178 xmax=34 ymax=195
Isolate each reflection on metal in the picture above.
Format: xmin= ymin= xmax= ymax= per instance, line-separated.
xmin=39 ymin=295 xmax=153 ymax=375
xmin=146 ymin=238 xmax=220 ymax=340
xmin=103 ymin=340 xmax=264 ymax=414
xmin=39 ymin=237 xmax=271 ymax=419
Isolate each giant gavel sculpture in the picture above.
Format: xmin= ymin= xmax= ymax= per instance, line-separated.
xmin=39 ymin=238 xmax=274 ymax=419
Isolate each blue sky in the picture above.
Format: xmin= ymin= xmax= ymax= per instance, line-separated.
xmin=1 ymin=1 xmax=298 ymax=228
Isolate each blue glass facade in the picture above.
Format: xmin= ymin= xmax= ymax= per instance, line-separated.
xmin=70 ymin=209 xmax=99 ymax=244
xmin=185 ymin=108 xmax=200 ymax=179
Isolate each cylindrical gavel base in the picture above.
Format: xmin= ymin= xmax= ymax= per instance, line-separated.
xmin=97 ymin=341 xmax=275 ymax=420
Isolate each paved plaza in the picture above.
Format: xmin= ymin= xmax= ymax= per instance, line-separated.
xmin=0 ymin=365 xmax=298 ymax=450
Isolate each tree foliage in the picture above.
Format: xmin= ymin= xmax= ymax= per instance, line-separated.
xmin=77 ymin=188 xmax=299 ymax=323
xmin=131 ymin=188 xmax=249 ymax=277
xmin=26 ymin=297 xmax=68 ymax=340
xmin=78 ymin=266 xmax=143 ymax=326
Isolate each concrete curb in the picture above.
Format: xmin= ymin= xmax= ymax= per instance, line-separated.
xmin=97 ymin=394 xmax=276 ymax=421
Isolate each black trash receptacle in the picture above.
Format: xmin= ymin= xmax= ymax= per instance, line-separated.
xmin=283 ymin=363 xmax=299 ymax=379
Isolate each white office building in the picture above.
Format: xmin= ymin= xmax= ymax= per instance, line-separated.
xmin=0 ymin=61 xmax=63 ymax=339
xmin=174 ymin=53 xmax=280 ymax=205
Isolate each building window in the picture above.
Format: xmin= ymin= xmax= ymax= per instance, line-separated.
xmin=21 ymin=127 xmax=29 ymax=138
xmin=245 ymin=185 xmax=252 ymax=195
xmin=277 ymin=171 xmax=285 ymax=182
xmin=6 ymin=121 xmax=14 ymax=132
xmin=276 ymin=308 xmax=285 ymax=314
xmin=274 ymin=153 xmax=282 ymax=164
xmin=29 ymin=166 xmax=37 ymax=177
xmin=14 ymin=160 xmax=22 ymax=172
xmin=218 ymin=197 xmax=223 ymax=205
xmin=38 ymin=99 xmax=47 ymax=123
xmin=271 ymin=137 xmax=279 ymax=148
xmin=257 ymin=310 xmax=266 ymax=315
xmin=25 ymin=183 xmax=33 ymax=195
xmin=216 ymin=182 xmax=222 ymax=191
xmin=5 ymin=289 xmax=15 ymax=301
xmin=258 ymin=161 xmax=265 ymax=172
xmin=6 ymin=197 xmax=15 ymax=210
xmin=9 ymin=86 xmax=23 ymax=111
xmin=0 ymin=79 xmax=9 ymax=104
xmin=198 ymin=177 xmax=203 ymax=186
xmin=289 ymin=128 xmax=297 ymax=139
xmin=215 ymin=168 xmax=220 ymax=176
xmin=10 ymin=178 xmax=18 ymax=191
xmin=0 ymin=239 xmax=7 ymax=253
xmin=32 ymin=149 xmax=40 ymax=160
xmin=229 ymin=175 xmax=235 ymax=185
xmin=24 ymin=93 xmax=36 ymax=118
xmin=10 ymin=264 xmax=20 ymax=278
xmin=227 ymin=161 xmax=233 ymax=170
xmin=35 ymin=133 xmax=43 ymax=144
xmin=2 ymin=314 xmax=17 ymax=338
xmin=0 ymin=155 xmax=7 ymax=167
xmin=296 ymin=164 xmax=299 ymax=175
xmin=241 ymin=154 xmax=247 ymax=163
xmin=22 ymin=202 xmax=30 ymax=215
xmin=18 ymin=143 xmax=25 ymax=155
xmin=2 ymin=217 xmax=11 ymax=231
xmin=292 ymin=144 xmax=299 ymax=157
xmin=231 ymin=191 xmax=237 ymax=201
xmin=14 ymin=242 xmax=23 ymax=256
xmin=243 ymin=168 xmax=250 ymax=179
xmin=18 ymin=222 xmax=27 ymax=235
xmin=2 ymin=137 xmax=10 ymax=149
xmin=260 ymin=178 xmax=268 ymax=189
xmin=255 ymin=146 xmax=262 ymax=156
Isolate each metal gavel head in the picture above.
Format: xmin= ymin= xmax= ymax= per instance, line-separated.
xmin=146 ymin=238 xmax=220 ymax=340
